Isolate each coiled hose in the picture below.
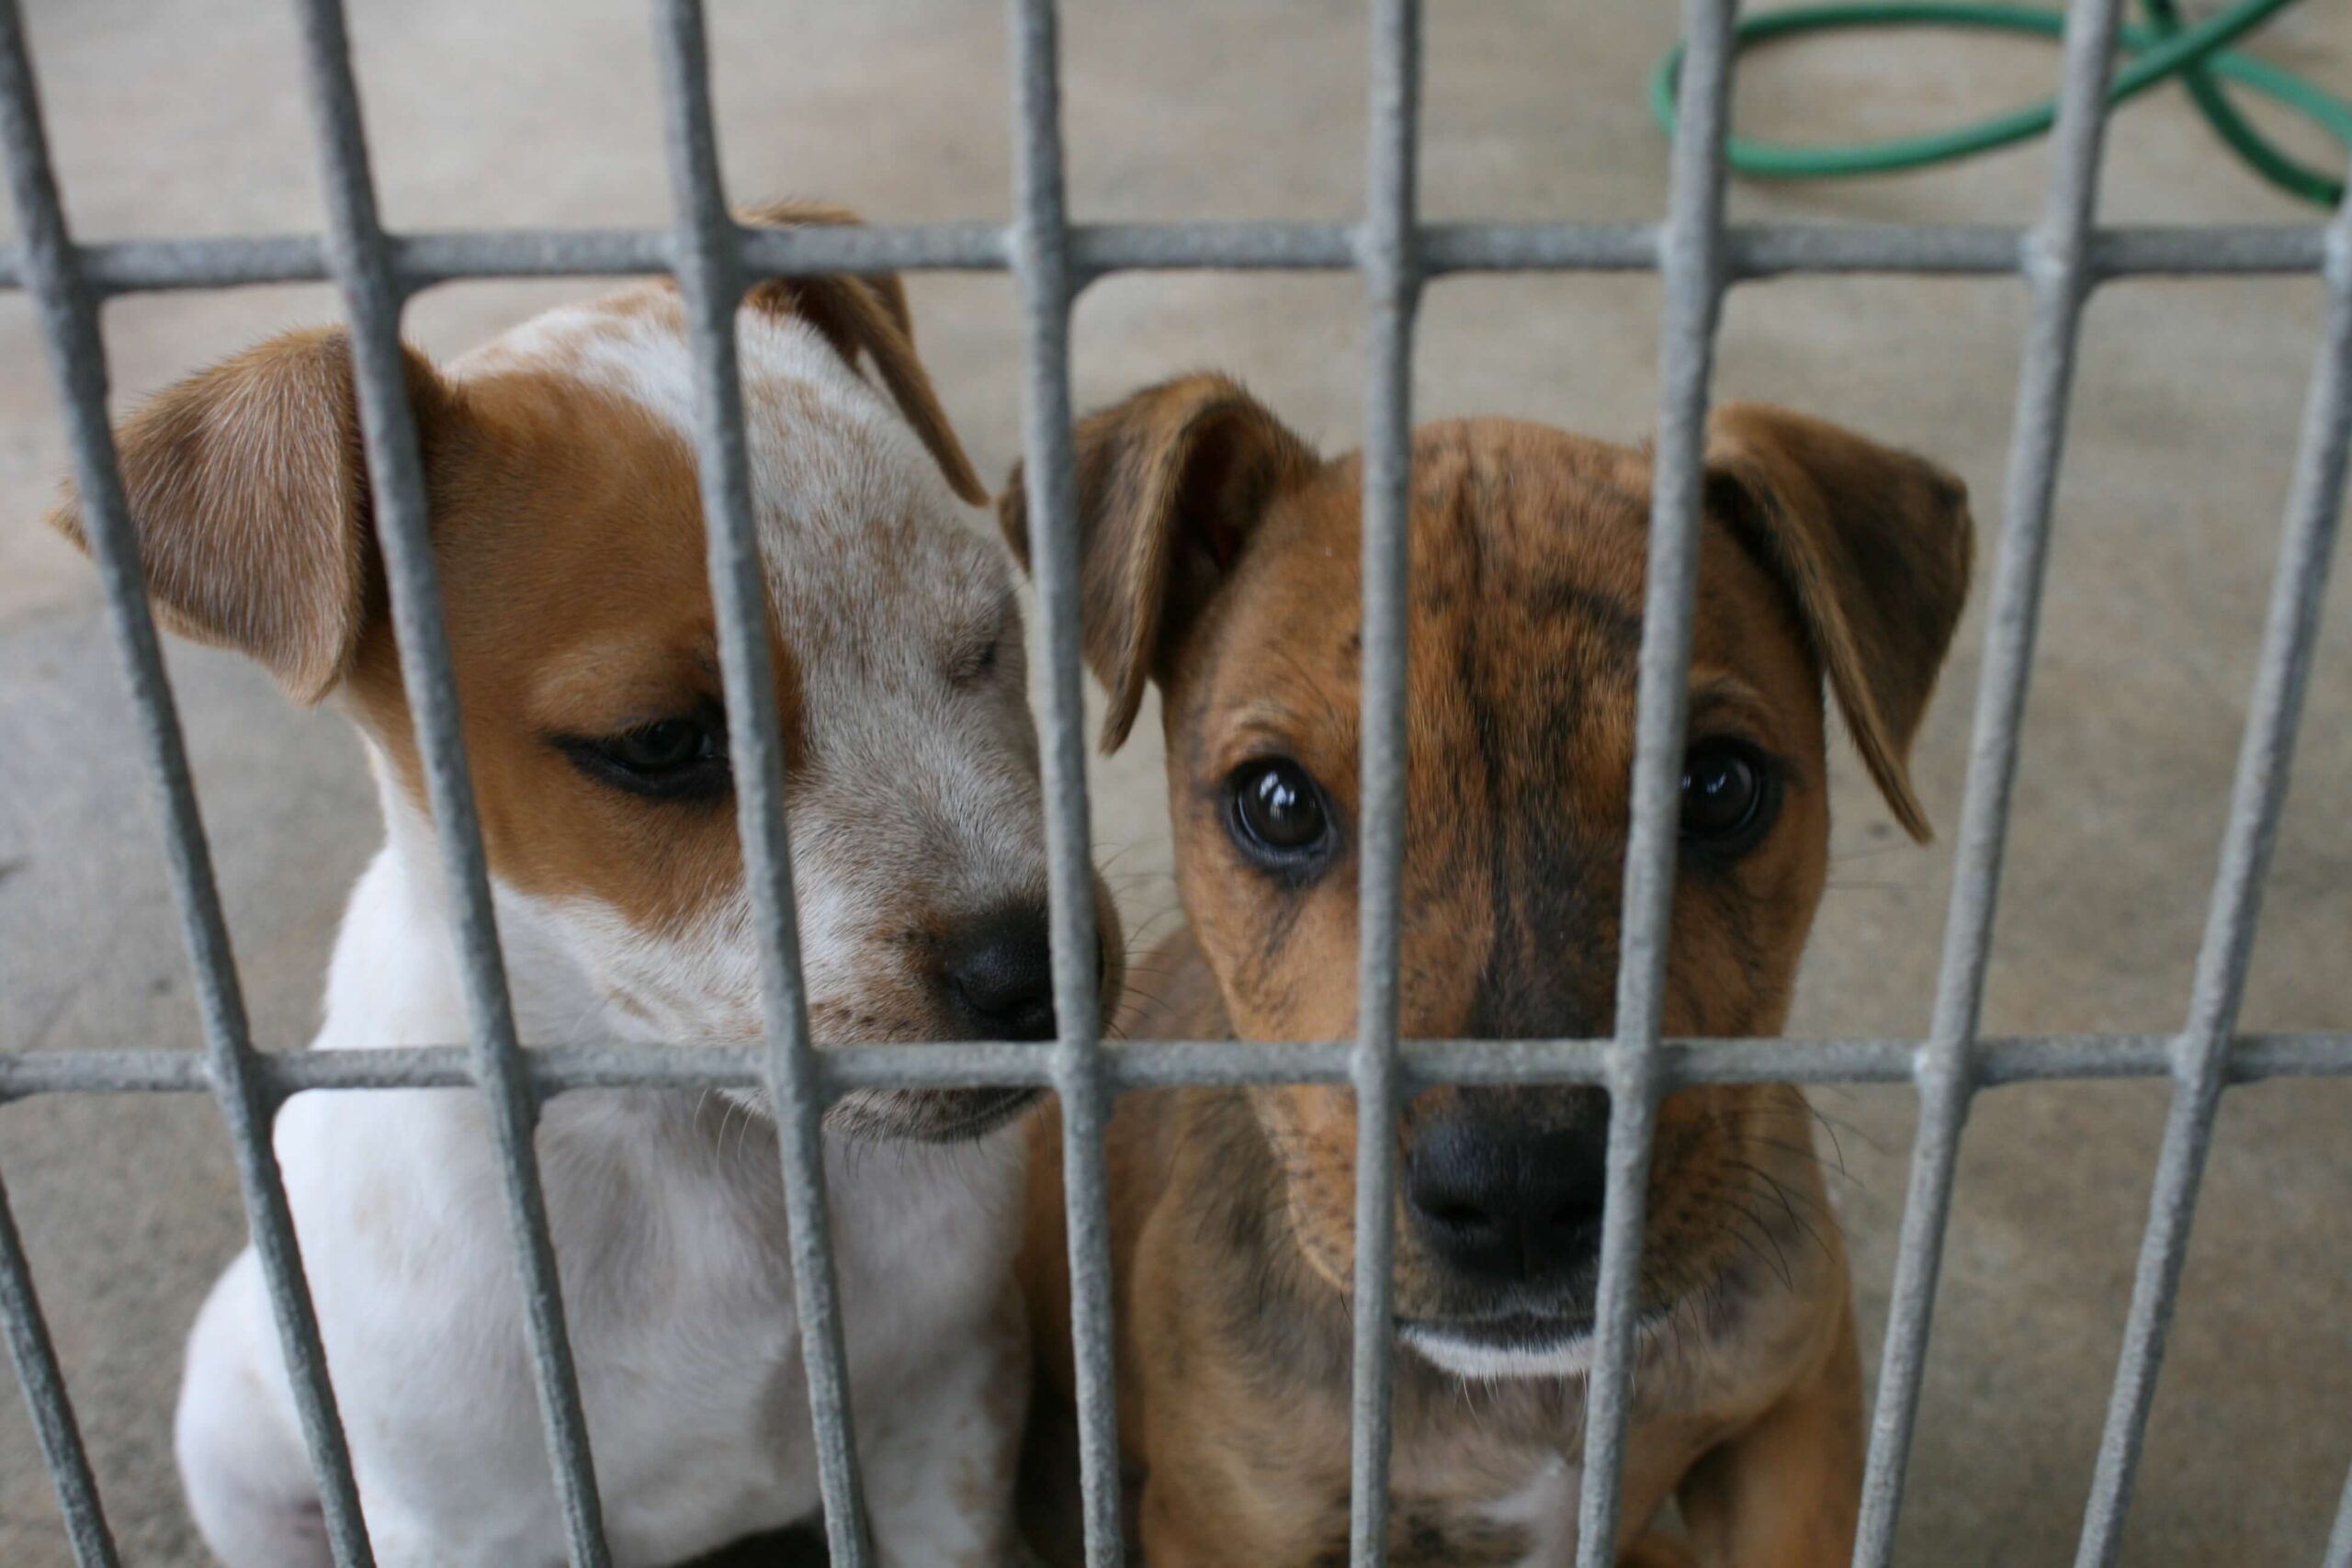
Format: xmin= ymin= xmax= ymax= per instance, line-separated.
xmin=1652 ymin=0 xmax=2349 ymax=208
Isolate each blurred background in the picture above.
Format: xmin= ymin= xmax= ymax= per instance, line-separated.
xmin=0 ymin=0 xmax=2346 ymax=1561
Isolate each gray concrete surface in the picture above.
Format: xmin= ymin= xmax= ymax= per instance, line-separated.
xmin=0 ymin=0 xmax=2346 ymax=1562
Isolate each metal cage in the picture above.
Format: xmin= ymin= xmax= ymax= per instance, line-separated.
xmin=0 ymin=0 xmax=2345 ymax=1564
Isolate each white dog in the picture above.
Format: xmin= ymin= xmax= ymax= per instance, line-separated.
xmin=54 ymin=205 xmax=1114 ymax=1568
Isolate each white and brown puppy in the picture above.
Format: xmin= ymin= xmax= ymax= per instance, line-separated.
xmin=53 ymin=207 xmax=1116 ymax=1568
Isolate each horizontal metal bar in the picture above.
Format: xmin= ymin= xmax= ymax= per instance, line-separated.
xmin=1728 ymin=222 xmax=2328 ymax=279
xmin=0 ymin=221 xmax=2324 ymax=298
xmin=1070 ymin=220 xmax=1354 ymax=275
xmin=395 ymin=229 xmax=668 ymax=287
xmin=74 ymin=234 xmax=329 ymax=293
xmin=742 ymin=220 xmax=1008 ymax=276
xmin=6 ymin=1032 xmax=2346 ymax=1101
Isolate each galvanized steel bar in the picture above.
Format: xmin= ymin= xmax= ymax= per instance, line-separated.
xmin=646 ymin=2 xmax=873 ymax=1561
xmin=2074 ymin=195 xmax=2352 ymax=1568
xmin=0 ymin=3 xmax=375 ymax=1559
xmin=0 ymin=1168 xmax=116 ymax=1567
xmin=2328 ymin=1458 xmax=2352 ymax=1568
xmin=0 ymin=222 xmax=2331 ymax=299
xmin=1574 ymin=0 xmax=1735 ymax=1561
xmin=4 ymin=1032 xmax=2352 ymax=1104
xmin=1007 ymin=2 xmax=1123 ymax=1562
xmin=1346 ymin=2 xmax=1421 ymax=1562
xmin=288 ymin=1 xmax=611 ymax=1560
xmin=1853 ymin=3 xmax=2128 ymax=1562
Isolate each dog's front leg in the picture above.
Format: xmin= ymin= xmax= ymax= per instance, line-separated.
xmin=177 ymin=1250 xmax=335 ymax=1568
xmin=854 ymin=1283 xmax=1029 ymax=1567
xmin=1672 ymin=1296 xmax=1864 ymax=1568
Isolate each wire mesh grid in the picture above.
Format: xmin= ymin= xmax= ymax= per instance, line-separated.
xmin=0 ymin=0 xmax=2344 ymax=1564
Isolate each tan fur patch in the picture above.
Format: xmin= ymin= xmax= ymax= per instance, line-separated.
xmin=343 ymin=364 xmax=784 ymax=938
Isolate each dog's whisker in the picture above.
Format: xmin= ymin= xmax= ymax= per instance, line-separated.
xmin=1092 ymin=840 xmax=1169 ymax=876
xmin=1716 ymin=1201 xmax=1795 ymax=1292
xmin=1737 ymin=1201 xmax=1804 ymax=1284
xmin=1736 ymin=1131 xmax=1857 ymax=1186
xmin=1728 ymin=1163 xmax=1834 ymax=1264
xmin=1748 ymin=1100 xmax=1880 ymax=1163
xmin=1734 ymin=1132 xmax=1859 ymax=1188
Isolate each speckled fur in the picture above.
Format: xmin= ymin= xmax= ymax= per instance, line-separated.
xmin=58 ymin=209 xmax=1114 ymax=1566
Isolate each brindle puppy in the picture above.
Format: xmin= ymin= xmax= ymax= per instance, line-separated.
xmin=1005 ymin=378 xmax=1972 ymax=1567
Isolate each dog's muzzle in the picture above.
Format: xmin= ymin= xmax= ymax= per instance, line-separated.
xmin=1403 ymin=1113 xmax=1611 ymax=1293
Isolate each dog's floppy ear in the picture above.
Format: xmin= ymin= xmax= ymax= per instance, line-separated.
xmin=739 ymin=200 xmax=987 ymax=507
xmin=48 ymin=326 xmax=450 ymax=706
xmin=997 ymin=374 xmax=1319 ymax=751
xmin=1704 ymin=402 xmax=1974 ymax=841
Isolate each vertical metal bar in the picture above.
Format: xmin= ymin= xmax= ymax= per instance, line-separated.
xmin=647 ymin=3 xmax=870 ymax=1561
xmin=287 ymin=3 xmax=609 ymax=1561
xmin=2327 ymin=1455 xmax=2352 ymax=1568
xmin=0 ymin=4 xmax=375 ymax=1561
xmin=1347 ymin=2 xmax=1420 ymax=1562
xmin=2074 ymin=195 xmax=2352 ymax=1568
xmin=1007 ymin=2 xmax=1120 ymax=1562
xmin=1853 ymin=3 xmax=2127 ymax=1561
xmin=0 ymin=1167 xmax=118 ymax=1568
xmin=1573 ymin=2 xmax=1735 ymax=1562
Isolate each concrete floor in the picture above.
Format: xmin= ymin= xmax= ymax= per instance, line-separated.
xmin=0 ymin=0 xmax=2346 ymax=1562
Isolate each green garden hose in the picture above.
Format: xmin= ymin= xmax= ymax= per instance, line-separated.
xmin=1652 ymin=0 xmax=2352 ymax=208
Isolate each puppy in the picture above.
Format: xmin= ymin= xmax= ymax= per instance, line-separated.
xmin=1008 ymin=378 xmax=1972 ymax=1565
xmin=54 ymin=206 xmax=1117 ymax=1568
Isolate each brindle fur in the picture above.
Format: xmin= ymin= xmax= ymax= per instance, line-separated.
xmin=1009 ymin=378 xmax=1970 ymax=1566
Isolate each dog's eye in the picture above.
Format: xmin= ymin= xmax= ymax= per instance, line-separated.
xmin=558 ymin=717 xmax=730 ymax=802
xmin=949 ymin=633 xmax=1001 ymax=685
xmin=1679 ymin=738 xmax=1774 ymax=851
xmin=610 ymin=720 xmax=712 ymax=772
xmin=1227 ymin=759 xmax=1336 ymax=872
xmin=946 ymin=619 xmax=1015 ymax=686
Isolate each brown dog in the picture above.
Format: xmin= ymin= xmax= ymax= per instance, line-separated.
xmin=1006 ymin=377 xmax=1972 ymax=1566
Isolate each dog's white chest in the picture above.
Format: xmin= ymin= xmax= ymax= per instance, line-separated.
xmin=1385 ymin=1450 xmax=1581 ymax=1566
xmin=272 ymin=1091 xmax=809 ymax=1559
xmin=259 ymin=1081 xmax=1024 ymax=1566
xmin=1503 ymin=1455 xmax=1583 ymax=1566
xmin=1479 ymin=1453 xmax=1581 ymax=1567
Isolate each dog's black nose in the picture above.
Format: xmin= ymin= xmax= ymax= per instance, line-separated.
xmin=1405 ymin=1115 xmax=1611 ymax=1284
xmin=941 ymin=904 xmax=1057 ymax=1042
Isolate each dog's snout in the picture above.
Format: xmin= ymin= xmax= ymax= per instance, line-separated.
xmin=1405 ymin=1117 xmax=1611 ymax=1285
xmin=941 ymin=904 xmax=1057 ymax=1042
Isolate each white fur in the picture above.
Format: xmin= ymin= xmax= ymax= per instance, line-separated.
xmin=1485 ymin=1455 xmax=1580 ymax=1568
xmin=1398 ymin=1323 xmax=1599 ymax=1382
xmin=177 ymin=294 xmax=1046 ymax=1567
xmin=1387 ymin=1348 xmax=1599 ymax=1565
